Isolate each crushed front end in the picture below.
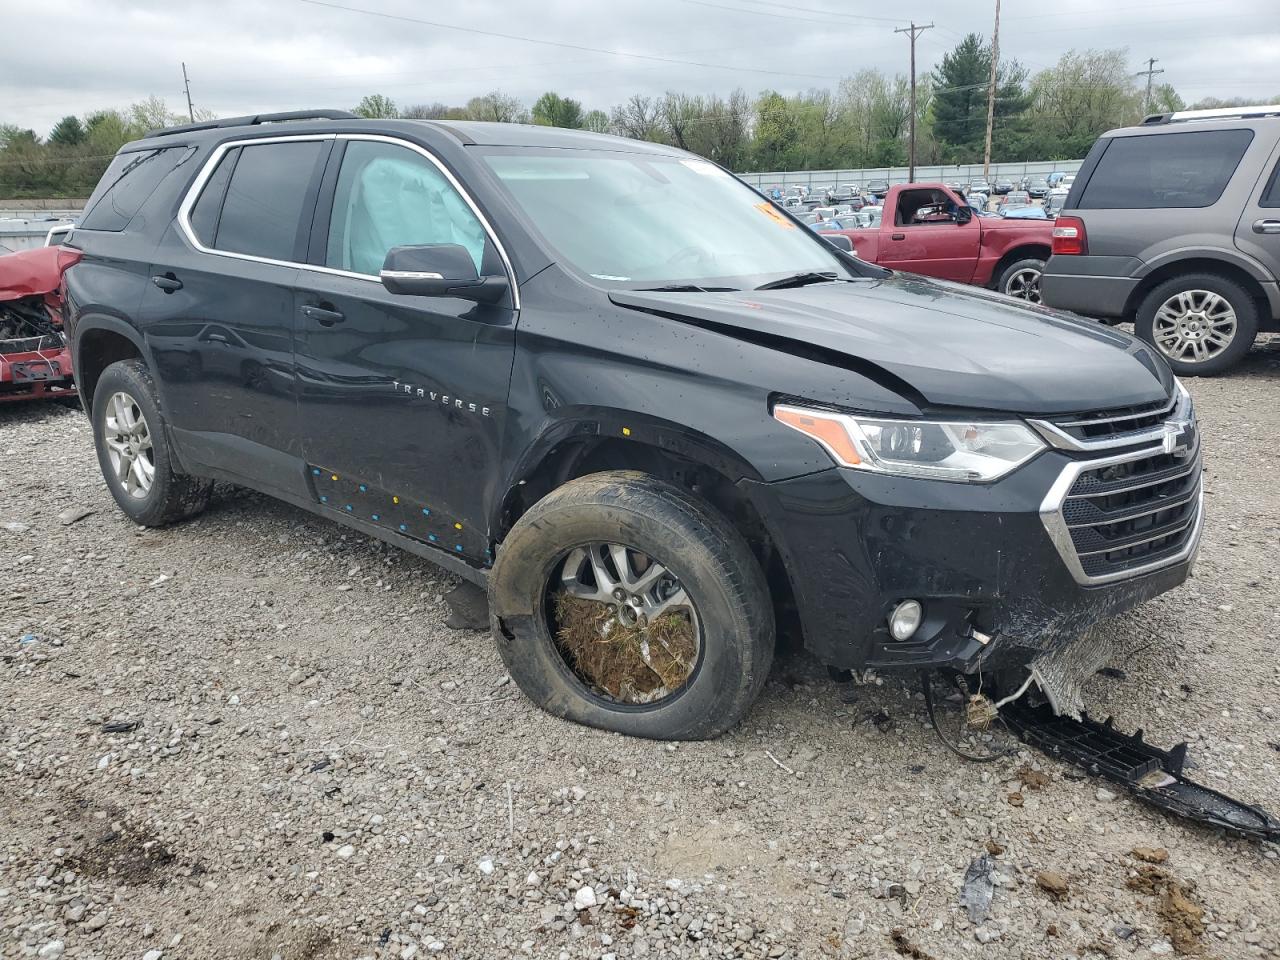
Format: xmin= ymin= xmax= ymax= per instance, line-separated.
xmin=744 ymin=385 xmax=1202 ymax=714
xmin=1 ymin=246 xmax=78 ymax=404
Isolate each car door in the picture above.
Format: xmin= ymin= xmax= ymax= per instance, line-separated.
xmin=139 ymin=137 xmax=330 ymax=495
xmin=1235 ymin=136 xmax=1280 ymax=282
xmin=293 ymin=136 xmax=518 ymax=562
xmin=877 ymin=188 xmax=981 ymax=282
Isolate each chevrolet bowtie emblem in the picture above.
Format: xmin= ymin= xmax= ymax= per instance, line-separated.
xmin=1162 ymin=422 xmax=1192 ymax=458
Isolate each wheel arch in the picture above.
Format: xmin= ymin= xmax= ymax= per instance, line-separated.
xmin=73 ymin=317 xmax=148 ymax=409
xmin=493 ymin=412 xmax=801 ymax=643
xmin=989 ymin=243 xmax=1052 ymax=289
xmin=1124 ymin=256 xmax=1271 ymax=321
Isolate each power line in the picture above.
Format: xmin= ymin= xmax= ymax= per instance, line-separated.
xmin=677 ymin=0 xmax=890 ymax=28
xmin=681 ymin=0 xmax=909 ymax=23
xmin=294 ymin=0 xmax=846 ymax=82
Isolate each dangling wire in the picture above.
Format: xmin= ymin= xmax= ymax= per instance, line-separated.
xmin=920 ymin=670 xmax=1015 ymax=763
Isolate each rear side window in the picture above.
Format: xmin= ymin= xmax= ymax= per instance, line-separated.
xmin=209 ymin=141 xmax=324 ymax=261
xmin=80 ymin=148 xmax=187 ymax=231
xmin=1078 ymin=130 xmax=1254 ymax=209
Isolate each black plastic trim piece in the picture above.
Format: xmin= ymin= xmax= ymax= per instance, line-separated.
xmin=1003 ymin=701 xmax=1280 ymax=843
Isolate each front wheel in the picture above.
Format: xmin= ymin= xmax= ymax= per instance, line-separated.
xmin=1135 ymin=272 xmax=1259 ymax=376
xmin=488 ymin=471 xmax=774 ymax=740
xmin=997 ymin=258 xmax=1046 ymax=303
xmin=91 ymin=359 xmax=213 ymax=526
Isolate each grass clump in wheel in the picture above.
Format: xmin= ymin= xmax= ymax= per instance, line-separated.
xmin=553 ymin=594 xmax=697 ymax=702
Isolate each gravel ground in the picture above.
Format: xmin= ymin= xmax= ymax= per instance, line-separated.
xmin=3 ymin=342 xmax=1279 ymax=960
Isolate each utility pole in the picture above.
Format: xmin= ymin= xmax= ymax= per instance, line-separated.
xmin=982 ymin=0 xmax=1001 ymax=180
xmin=1136 ymin=57 xmax=1164 ymax=114
xmin=182 ymin=62 xmax=195 ymax=122
xmin=894 ymin=20 xmax=933 ymax=183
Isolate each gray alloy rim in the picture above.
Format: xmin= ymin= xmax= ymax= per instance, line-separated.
xmin=1005 ymin=266 xmax=1043 ymax=303
xmin=553 ymin=542 xmax=702 ymax=705
xmin=1152 ymin=289 xmax=1237 ymax=364
xmin=102 ymin=391 xmax=155 ymax=499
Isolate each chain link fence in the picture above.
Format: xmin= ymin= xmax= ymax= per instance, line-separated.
xmin=736 ymin=159 xmax=1085 ymax=191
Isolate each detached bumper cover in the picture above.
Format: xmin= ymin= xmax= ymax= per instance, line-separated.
xmin=741 ymin=441 xmax=1200 ymax=672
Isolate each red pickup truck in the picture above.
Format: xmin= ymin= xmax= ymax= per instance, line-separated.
xmin=824 ymin=183 xmax=1054 ymax=302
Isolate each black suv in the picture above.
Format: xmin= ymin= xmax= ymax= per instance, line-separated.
xmin=64 ymin=111 xmax=1202 ymax=739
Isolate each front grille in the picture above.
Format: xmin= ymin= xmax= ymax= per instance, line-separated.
xmin=1064 ymin=445 xmax=1201 ymax=578
xmin=1041 ymin=395 xmax=1203 ymax=586
xmin=1044 ymin=395 xmax=1176 ymax=445
xmin=1 ymin=333 xmax=61 ymax=354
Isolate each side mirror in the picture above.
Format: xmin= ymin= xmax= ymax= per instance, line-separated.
xmin=955 ymin=206 xmax=973 ymax=224
xmin=824 ymin=234 xmax=854 ymax=252
xmin=379 ymin=244 xmax=509 ymax=304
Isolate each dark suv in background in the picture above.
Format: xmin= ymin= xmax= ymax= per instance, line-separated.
xmin=1042 ymin=105 xmax=1280 ymax=375
xmin=63 ymin=111 xmax=1201 ymax=739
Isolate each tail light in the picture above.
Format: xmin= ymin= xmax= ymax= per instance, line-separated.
xmin=1052 ymin=216 xmax=1087 ymax=256
xmin=55 ymin=245 xmax=83 ymax=275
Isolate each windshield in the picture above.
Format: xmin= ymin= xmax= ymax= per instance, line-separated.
xmin=482 ymin=149 xmax=851 ymax=287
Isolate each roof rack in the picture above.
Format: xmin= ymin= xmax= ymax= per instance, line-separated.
xmin=1142 ymin=104 xmax=1280 ymax=125
xmin=144 ymin=109 xmax=360 ymax=139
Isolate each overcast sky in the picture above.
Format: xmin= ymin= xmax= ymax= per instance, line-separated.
xmin=5 ymin=0 xmax=1278 ymax=134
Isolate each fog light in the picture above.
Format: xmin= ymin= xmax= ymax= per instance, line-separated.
xmin=889 ymin=600 xmax=923 ymax=641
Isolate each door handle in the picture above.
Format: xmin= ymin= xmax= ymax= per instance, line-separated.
xmin=891 ymin=232 xmax=906 ymax=240
xmin=300 ymin=304 xmax=345 ymax=326
xmin=1253 ymin=219 xmax=1280 ymax=235
xmin=204 ymin=333 xmax=230 ymax=344
xmin=152 ymin=274 xmax=183 ymax=293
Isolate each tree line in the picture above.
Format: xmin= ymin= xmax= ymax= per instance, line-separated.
xmin=4 ymin=38 xmax=1276 ymax=199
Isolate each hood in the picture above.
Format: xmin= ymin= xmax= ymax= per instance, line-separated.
xmin=610 ymin=274 xmax=1173 ymax=415
xmin=0 ymin=246 xmax=67 ymax=303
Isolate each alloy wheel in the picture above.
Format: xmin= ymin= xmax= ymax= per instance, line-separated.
xmin=1152 ymin=289 xmax=1237 ymax=364
xmin=551 ymin=542 xmax=701 ymax=705
xmin=1005 ymin=267 xmax=1043 ymax=303
xmin=102 ymin=391 xmax=155 ymax=499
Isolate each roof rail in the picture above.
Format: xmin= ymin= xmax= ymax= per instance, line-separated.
xmin=1142 ymin=104 xmax=1280 ymax=125
xmin=144 ymin=109 xmax=361 ymax=139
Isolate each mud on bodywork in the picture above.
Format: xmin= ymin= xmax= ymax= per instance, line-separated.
xmin=0 ymin=246 xmax=79 ymax=403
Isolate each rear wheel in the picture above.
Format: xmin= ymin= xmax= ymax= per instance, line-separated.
xmin=91 ymin=359 xmax=212 ymax=526
xmin=488 ymin=471 xmax=774 ymax=740
xmin=997 ymin=257 xmax=1046 ymax=303
xmin=1136 ymin=272 xmax=1258 ymax=376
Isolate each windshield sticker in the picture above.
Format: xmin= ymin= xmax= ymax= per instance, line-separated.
xmin=679 ymin=159 xmax=729 ymax=177
xmin=591 ymin=274 xmax=632 ymax=281
xmin=754 ymin=202 xmax=796 ymax=229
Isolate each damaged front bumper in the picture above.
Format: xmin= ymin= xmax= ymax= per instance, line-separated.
xmin=0 ymin=338 xmax=77 ymax=403
xmin=741 ymin=433 xmax=1202 ymax=678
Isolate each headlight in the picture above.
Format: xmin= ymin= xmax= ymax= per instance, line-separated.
xmin=773 ymin=403 xmax=1046 ymax=482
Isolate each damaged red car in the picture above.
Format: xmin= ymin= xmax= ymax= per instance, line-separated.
xmin=0 ymin=245 xmax=81 ymax=403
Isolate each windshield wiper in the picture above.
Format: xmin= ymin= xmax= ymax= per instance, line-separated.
xmin=755 ymin=271 xmax=842 ymax=291
xmin=635 ymin=283 xmax=740 ymax=292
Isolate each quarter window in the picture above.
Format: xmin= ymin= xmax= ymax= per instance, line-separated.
xmin=81 ymin=147 xmax=188 ymax=232
xmin=325 ymin=140 xmax=488 ymax=276
xmin=1261 ymin=159 xmax=1280 ymax=208
xmin=208 ymin=140 xmax=324 ymax=261
xmin=1078 ymin=130 xmax=1254 ymax=209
